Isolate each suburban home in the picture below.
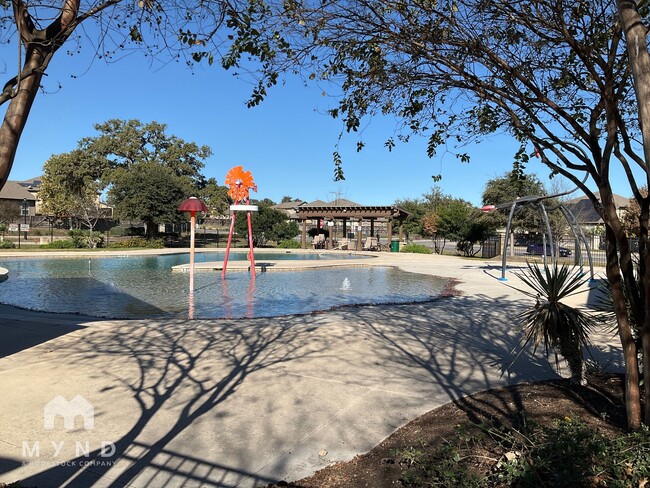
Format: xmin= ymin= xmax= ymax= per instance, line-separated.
xmin=0 ymin=180 xmax=37 ymax=221
xmin=563 ymin=192 xmax=629 ymax=233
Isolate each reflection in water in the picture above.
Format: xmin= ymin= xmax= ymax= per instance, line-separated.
xmin=247 ymin=278 xmax=256 ymax=318
xmin=188 ymin=290 xmax=195 ymax=320
xmin=0 ymin=255 xmax=449 ymax=320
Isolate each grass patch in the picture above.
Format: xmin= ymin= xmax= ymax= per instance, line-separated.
xmin=400 ymin=243 xmax=433 ymax=254
xmin=394 ymin=417 xmax=650 ymax=487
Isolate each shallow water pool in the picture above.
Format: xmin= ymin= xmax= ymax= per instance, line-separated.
xmin=0 ymin=253 xmax=449 ymax=319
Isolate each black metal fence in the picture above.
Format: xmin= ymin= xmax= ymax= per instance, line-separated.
xmin=489 ymin=234 xmax=635 ymax=269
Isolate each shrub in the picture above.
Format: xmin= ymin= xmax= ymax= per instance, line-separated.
xmin=109 ymin=226 xmax=125 ymax=237
xmin=400 ymin=243 xmax=432 ymax=254
xmin=108 ymin=237 xmax=164 ymax=249
xmin=0 ymin=240 xmax=15 ymax=249
xmin=396 ymin=418 xmax=650 ymax=487
xmin=125 ymin=227 xmax=145 ymax=236
xmin=39 ymin=240 xmax=76 ymax=249
xmin=68 ymin=229 xmax=104 ymax=248
xmin=277 ymin=239 xmax=301 ymax=249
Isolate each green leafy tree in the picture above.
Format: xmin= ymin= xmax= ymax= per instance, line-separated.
xmin=394 ymin=198 xmax=427 ymax=239
xmin=197 ymin=178 xmax=231 ymax=218
xmin=435 ymin=199 xmax=494 ymax=256
xmin=40 ymin=120 xmax=212 ymax=237
xmin=219 ymin=0 xmax=650 ymax=428
xmin=108 ymin=163 xmax=187 ymax=237
xmin=482 ymin=166 xmax=548 ymax=231
xmin=39 ymin=150 xmax=109 ymax=231
xmin=234 ymin=204 xmax=287 ymax=247
xmin=251 ymin=198 xmax=277 ymax=207
xmin=267 ymin=220 xmax=300 ymax=244
xmin=80 ymin=119 xmax=211 ymax=193
xmin=437 ymin=200 xmax=473 ymax=243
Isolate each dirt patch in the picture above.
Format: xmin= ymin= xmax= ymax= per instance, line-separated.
xmin=270 ymin=373 xmax=627 ymax=487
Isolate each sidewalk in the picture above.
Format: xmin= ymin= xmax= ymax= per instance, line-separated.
xmin=0 ymin=253 xmax=620 ymax=487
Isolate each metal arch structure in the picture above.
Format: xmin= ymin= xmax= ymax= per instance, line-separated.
xmin=482 ymin=141 xmax=595 ymax=281
xmin=483 ymin=195 xmax=594 ymax=281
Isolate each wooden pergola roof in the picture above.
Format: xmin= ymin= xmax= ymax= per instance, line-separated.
xmin=295 ymin=205 xmax=410 ymax=220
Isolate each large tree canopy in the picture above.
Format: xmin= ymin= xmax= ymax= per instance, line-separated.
xmin=80 ymin=119 xmax=211 ymax=192
xmin=0 ymin=0 xmax=233 ymax=188
xmin=482 ymin=163 xmax=562 ymax=236
xmin=108 ymin=161 xmax=187 ymax=236
xmin=38 ymin=119 xmax=213 ymax=235
xmin=216 ymin=0 xmax=650 ymax=429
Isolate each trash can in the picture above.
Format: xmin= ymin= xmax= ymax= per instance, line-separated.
xmin=390 ymin=240 xmax=400 ymax=252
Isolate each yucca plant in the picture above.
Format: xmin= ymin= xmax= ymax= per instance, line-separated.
xmin=513 ymin=263 xmax=600 ymax=385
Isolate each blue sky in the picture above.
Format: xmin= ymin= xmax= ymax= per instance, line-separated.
xmin=3 ymin=44 xmax=635 ymax=206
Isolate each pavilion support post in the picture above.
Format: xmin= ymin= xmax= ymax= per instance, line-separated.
xmin=399 ymin=222 xmax=404 ymax=242
xmin=301 ymin=220 xmax=307 ymax=249
xmin=342 ymin=218 xmax=347 ymax=239
xmin=387 ymin=219 xmax=393 ymax=250
xmin=357 ymin=219 xmax=363 ymax=251
xmin=326 ymin=221 xmax=332 ymax=250
xmin=370 ymin=220 xmax=375 ymax=237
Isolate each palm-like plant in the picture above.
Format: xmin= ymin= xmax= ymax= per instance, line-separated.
xmin=514 ymin=263 xmax=599 ymax=385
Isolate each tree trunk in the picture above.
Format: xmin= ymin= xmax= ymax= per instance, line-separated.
xmin=606 ymin=224 xmax=642 ymax=429
xmin=618 ymin=0 xmax=650 ymax=427
xmin=0 ymin=48 xmax=45 ymax=189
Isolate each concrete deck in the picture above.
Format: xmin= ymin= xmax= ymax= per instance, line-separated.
xmin=0 ymin=251 xmax=620 ymax=487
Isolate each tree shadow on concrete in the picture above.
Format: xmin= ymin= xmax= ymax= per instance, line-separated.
xmin=18 ymin=314 xmax=331 ymax=488
xmin=349 ymin=292 xmax=623 ymax=432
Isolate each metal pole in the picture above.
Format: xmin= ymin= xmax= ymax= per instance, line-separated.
xmin=538 ymin=202 xmax=556 ymax=268
xmin=246 ymin=196 xmax=256 ymax=278
xmin=500 ymin=202 xmax=518 ymax=280
xmin=189 ymin=211 xmax=196 ymax=293
xmin=222 ymin=205 xmax=238 ymax=279
xmin=560 ymin=205 xmax=595 ymax=280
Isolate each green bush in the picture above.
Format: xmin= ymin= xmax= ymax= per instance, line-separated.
xmin=39 ymin=240 xmax=76 ymax=249
xmin=108 ymin=237 xmax=164 ymax=249
xmin=109 ymin=226 xmax=125 ymax=237
xmin=396 ymin=418 xmax=650 ymax=487
xmin=0 ymin=240 xmax=16 ymax=249
xmin=400 ymin=243 xmax=432 ymax=254
xmin=277 ymin=239 xmax=301 ymax=249
xmin=125 ymin=227 xmax=145 ymax=236
xmin=68 ymin=229 xmax=104 ymax=248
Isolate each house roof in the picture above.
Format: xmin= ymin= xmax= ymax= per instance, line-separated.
xmin=0 ymin=181 xmax=37 ymax=201
xmin=274 ymin=200 xmax=305 ymax=210
xmin=330 ymin=198 xmax=361 ymax=207
xmin=305 ymin=199 xmax=330 ymax=207
xmin=18 ymin=177 xmax=42 ymax=190
xmin=564 ymin=192 xmax=628 ymax=225
xmin=304 ymin=198 xmax=362 ymax=207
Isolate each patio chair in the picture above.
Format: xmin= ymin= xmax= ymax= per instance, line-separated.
xmin=311 ymin=234 xmax=325 ymax=249
xmin=335 ymin=238 xmax=349 ymax=250
xmin=363 ymin=237 xmax=380 ymax=251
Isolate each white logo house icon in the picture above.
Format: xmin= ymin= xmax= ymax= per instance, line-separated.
xmin=44 ymin=395 xmax=94 ymax=431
